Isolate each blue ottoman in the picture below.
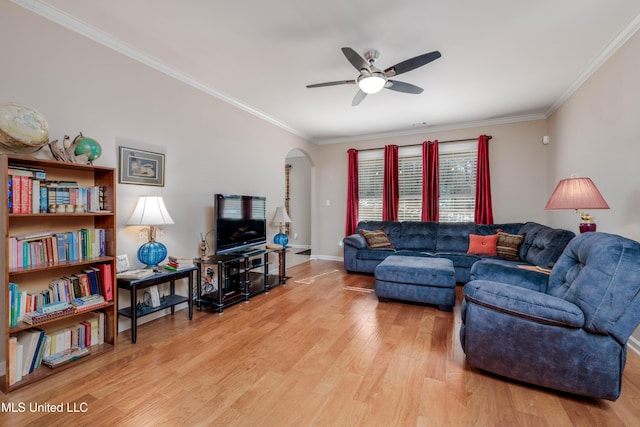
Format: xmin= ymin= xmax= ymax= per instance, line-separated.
xmin=375 ymin=255 xmax=456 ymax=311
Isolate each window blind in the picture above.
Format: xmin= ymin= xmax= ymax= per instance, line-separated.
xmin=398 ymin=149 xmax=423 ymax=221
xmin=356 ymin=142 xmax=477 ymax=223
xmin=438 ymin=142 xmax=477 ymax=222
xmin=357 ymin=152 xmax=384 ymax=221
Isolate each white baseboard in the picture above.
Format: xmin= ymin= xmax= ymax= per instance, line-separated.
xmin=311 ymin=254 xmax=343 ymax=262
xmin=629 ymin=336 xmax=640 ymax=356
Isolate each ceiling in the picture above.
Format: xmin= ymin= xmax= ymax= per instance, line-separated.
xmin=16 ymin=0 xmax=640 ymax=143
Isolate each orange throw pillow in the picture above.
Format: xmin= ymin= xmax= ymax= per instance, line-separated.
xmin=467 ymin=234 xmax=498 ymax=256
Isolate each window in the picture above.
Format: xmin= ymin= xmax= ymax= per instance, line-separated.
xmin=438 ymin=142 xmax=477 ymax=222
xmin=356 ymin=141 xmax=477 ymax=223
xmin=357 ymin=151 xmax=383 ymax=221
xmin=398 ymin=147 xmax=422 ymax=221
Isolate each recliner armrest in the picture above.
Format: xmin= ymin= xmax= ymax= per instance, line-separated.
xmin=463 ymin=280 xmax=585 ymax=328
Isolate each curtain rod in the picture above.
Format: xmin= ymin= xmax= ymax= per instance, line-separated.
xmin=354 ymin=135 xmax=492 ymax=152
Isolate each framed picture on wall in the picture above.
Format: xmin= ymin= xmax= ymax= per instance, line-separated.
xmin=119 ymin=146 xmax=165 ymax=186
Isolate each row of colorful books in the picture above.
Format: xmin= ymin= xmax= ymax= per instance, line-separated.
xmin=7 ymin=164 xmax=106 ymax=214
xmin=8 ymin=312 xmax=104 ymax=385
xmin=8 ymin=264 xmax=113 ymax=327
xmin=8 ymin=228 xmax=108 ymax=269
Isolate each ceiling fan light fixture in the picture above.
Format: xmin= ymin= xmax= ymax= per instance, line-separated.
xmin=358 ymin=72 xmax=386 ymax=94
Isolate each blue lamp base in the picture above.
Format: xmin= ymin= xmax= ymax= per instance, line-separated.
xmin=137 ymin=241 xmax=168 ymax=268
xmin=273 ymin=233 xmax=289 ymax=247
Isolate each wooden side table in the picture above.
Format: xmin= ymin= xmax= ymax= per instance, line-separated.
xmin=117 ymin=266 xmax=196 ymax=343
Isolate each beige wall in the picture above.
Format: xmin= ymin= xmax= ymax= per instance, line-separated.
xmin=1 ymin=3 xmax=316 ymax=329
xmin=314 ymin=120 xmax=550 ymax=258
xmin=547 ymin=30 xmax=640 ymax=344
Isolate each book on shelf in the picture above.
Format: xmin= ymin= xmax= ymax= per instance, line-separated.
xmin=98 ymin=263 xmax=114 ymax=301
xmin=8 ymin=337 xmax=18 ymax=385
xmin=23 ymin=307 xmax=75 ymax=325
xmin=5 ymin=173 xmax=108 ymax=214
xmin=15 ymin=328 xmax=44 ymax=376
xmin=42 ymin=346 xmax=89 ymax=368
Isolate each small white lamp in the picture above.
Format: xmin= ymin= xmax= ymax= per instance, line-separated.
xmin=127 ymin=196 xmax=175 ymax=267
xmin=270 ymin=206 xmax=292 ymax=247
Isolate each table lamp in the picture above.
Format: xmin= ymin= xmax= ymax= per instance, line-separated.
xmin=127 ymin=196 xmax=175 ymax=267
xmin=544 ymin=176 xmax=609 ymax=233
xmin=270 ymin=206 xmax=292 ymax=247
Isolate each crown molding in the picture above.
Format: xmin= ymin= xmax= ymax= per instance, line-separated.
xmin=13 ymin=0 xmax=640 ymax=146
xmin=11 ymin=0 xmax=311 ymax=142
xmin=313 ymin=113 xmax=547 ymax=145
xmin=545 ymin=10 xmax=640 ymax=116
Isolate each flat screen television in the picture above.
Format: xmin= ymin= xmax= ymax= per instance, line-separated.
xmin=214 ymin=194 xmax=267 ymax=254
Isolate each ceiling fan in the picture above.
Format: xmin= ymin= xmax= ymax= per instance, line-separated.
xmin=306 ymin=47 xmax=441 ymax=106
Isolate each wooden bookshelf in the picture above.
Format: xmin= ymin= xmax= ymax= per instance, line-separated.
xmin=1 ymin=154 xmax=117 ymax=393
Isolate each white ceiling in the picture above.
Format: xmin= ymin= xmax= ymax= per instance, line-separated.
xmin=16 ymin=0 xmax=640 ymax=143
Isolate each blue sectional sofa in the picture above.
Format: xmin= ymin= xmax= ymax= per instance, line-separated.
xmin=343 ymin=221 xmax=575 ymax=283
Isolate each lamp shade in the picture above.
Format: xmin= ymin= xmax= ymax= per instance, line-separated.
xmin=270 ymin=207 xmax=292 ymax=247
xmin=270 ymin=206 xmax=292 ymax=225
xmin=127 ymin=196 xmax=175 ymax=226
xmin=544 ymin=177 xmax=610 ymax=210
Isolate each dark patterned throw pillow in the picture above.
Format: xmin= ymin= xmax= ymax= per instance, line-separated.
xmin=360 ymin=229 xmax=393 ymax=249
xmin=496 ymin=231 xmax=525 ymax=260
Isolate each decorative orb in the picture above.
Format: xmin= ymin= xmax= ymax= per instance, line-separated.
xmin=0 ymin=102 xmax=49 ymax=153
xmin=273 ymin=233 xmax=289 ymax=247
xmin=74 ymin=134 xmax=102 ymax=161
xmin=137 ymin=241 xmax=167 ymax=268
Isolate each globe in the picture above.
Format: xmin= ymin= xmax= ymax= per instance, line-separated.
xmin=0 ymin=102 xmax=49 ymax=153
xmin=74 ymin=134 xmax=102 ymax=161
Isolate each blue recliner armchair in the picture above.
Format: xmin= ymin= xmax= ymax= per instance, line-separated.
xmin=460 ymin=232 xmax=640 ymax=400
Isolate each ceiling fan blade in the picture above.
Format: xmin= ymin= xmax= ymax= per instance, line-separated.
xmin=306 ymin=80 xmax=355 ymax=88
xmin=384 ymin=51 xmax=441 ymax=77
xmin=342 ymin=47 xmax=370 ymax=71
xmin=352 ymin=90 xmax=367 ymax=106
xmin=385 ymin=80 xmax=424 ymax=94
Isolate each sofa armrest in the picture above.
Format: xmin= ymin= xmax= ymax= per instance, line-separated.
xmin=463 ymin=280 xmax=585 ymax=328
xmin=344 ymin=234 xmax=367 ymax=250
xmin=470 ymin=260 xmax=549 ymax=292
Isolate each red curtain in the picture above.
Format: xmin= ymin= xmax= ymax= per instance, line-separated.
xmin=474 ymin=135 xmax=494 ymax=224
xmin=421 ymin=140 xmax=439 ymax=221
xmin=382 ymin=145 xmax=399 ymax=221
xmin=345 ymin=148 xmax=359 ymax=236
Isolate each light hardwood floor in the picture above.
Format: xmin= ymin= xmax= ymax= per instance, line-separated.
xmin=2 ymin=260 xmax=640 ymax=426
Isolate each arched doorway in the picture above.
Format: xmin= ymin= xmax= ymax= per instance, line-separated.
xmin=285 ymin=149 xmax=312 ymax=264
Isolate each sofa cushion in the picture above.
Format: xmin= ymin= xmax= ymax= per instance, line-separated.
xmin=524 ymin=228 xmax=576 ymax=268
xmin=356 ymin=247 xmax=396 ymax=261
xmin=437 ymin=252 xmax=481 ymax=269
xmin=467 ymin=234 xmax=498 ymax=255
xmin=496 ymin=231 xmax=525 ymax=260
xmin=518 ymin=222 xmax=549 ymax=259
xmin=360 ymin=229 xmax=393 ymax=248
xmin=399 ymin=221 xmax=437 ymax=250
xmin=436 ymin=222 xmax=476 ymax=252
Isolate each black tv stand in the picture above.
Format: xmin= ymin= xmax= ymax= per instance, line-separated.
xmin=225 ymin=246 xmax=263 ymax=256
xmin=194 ymin=247 xmax=286 ymax=314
